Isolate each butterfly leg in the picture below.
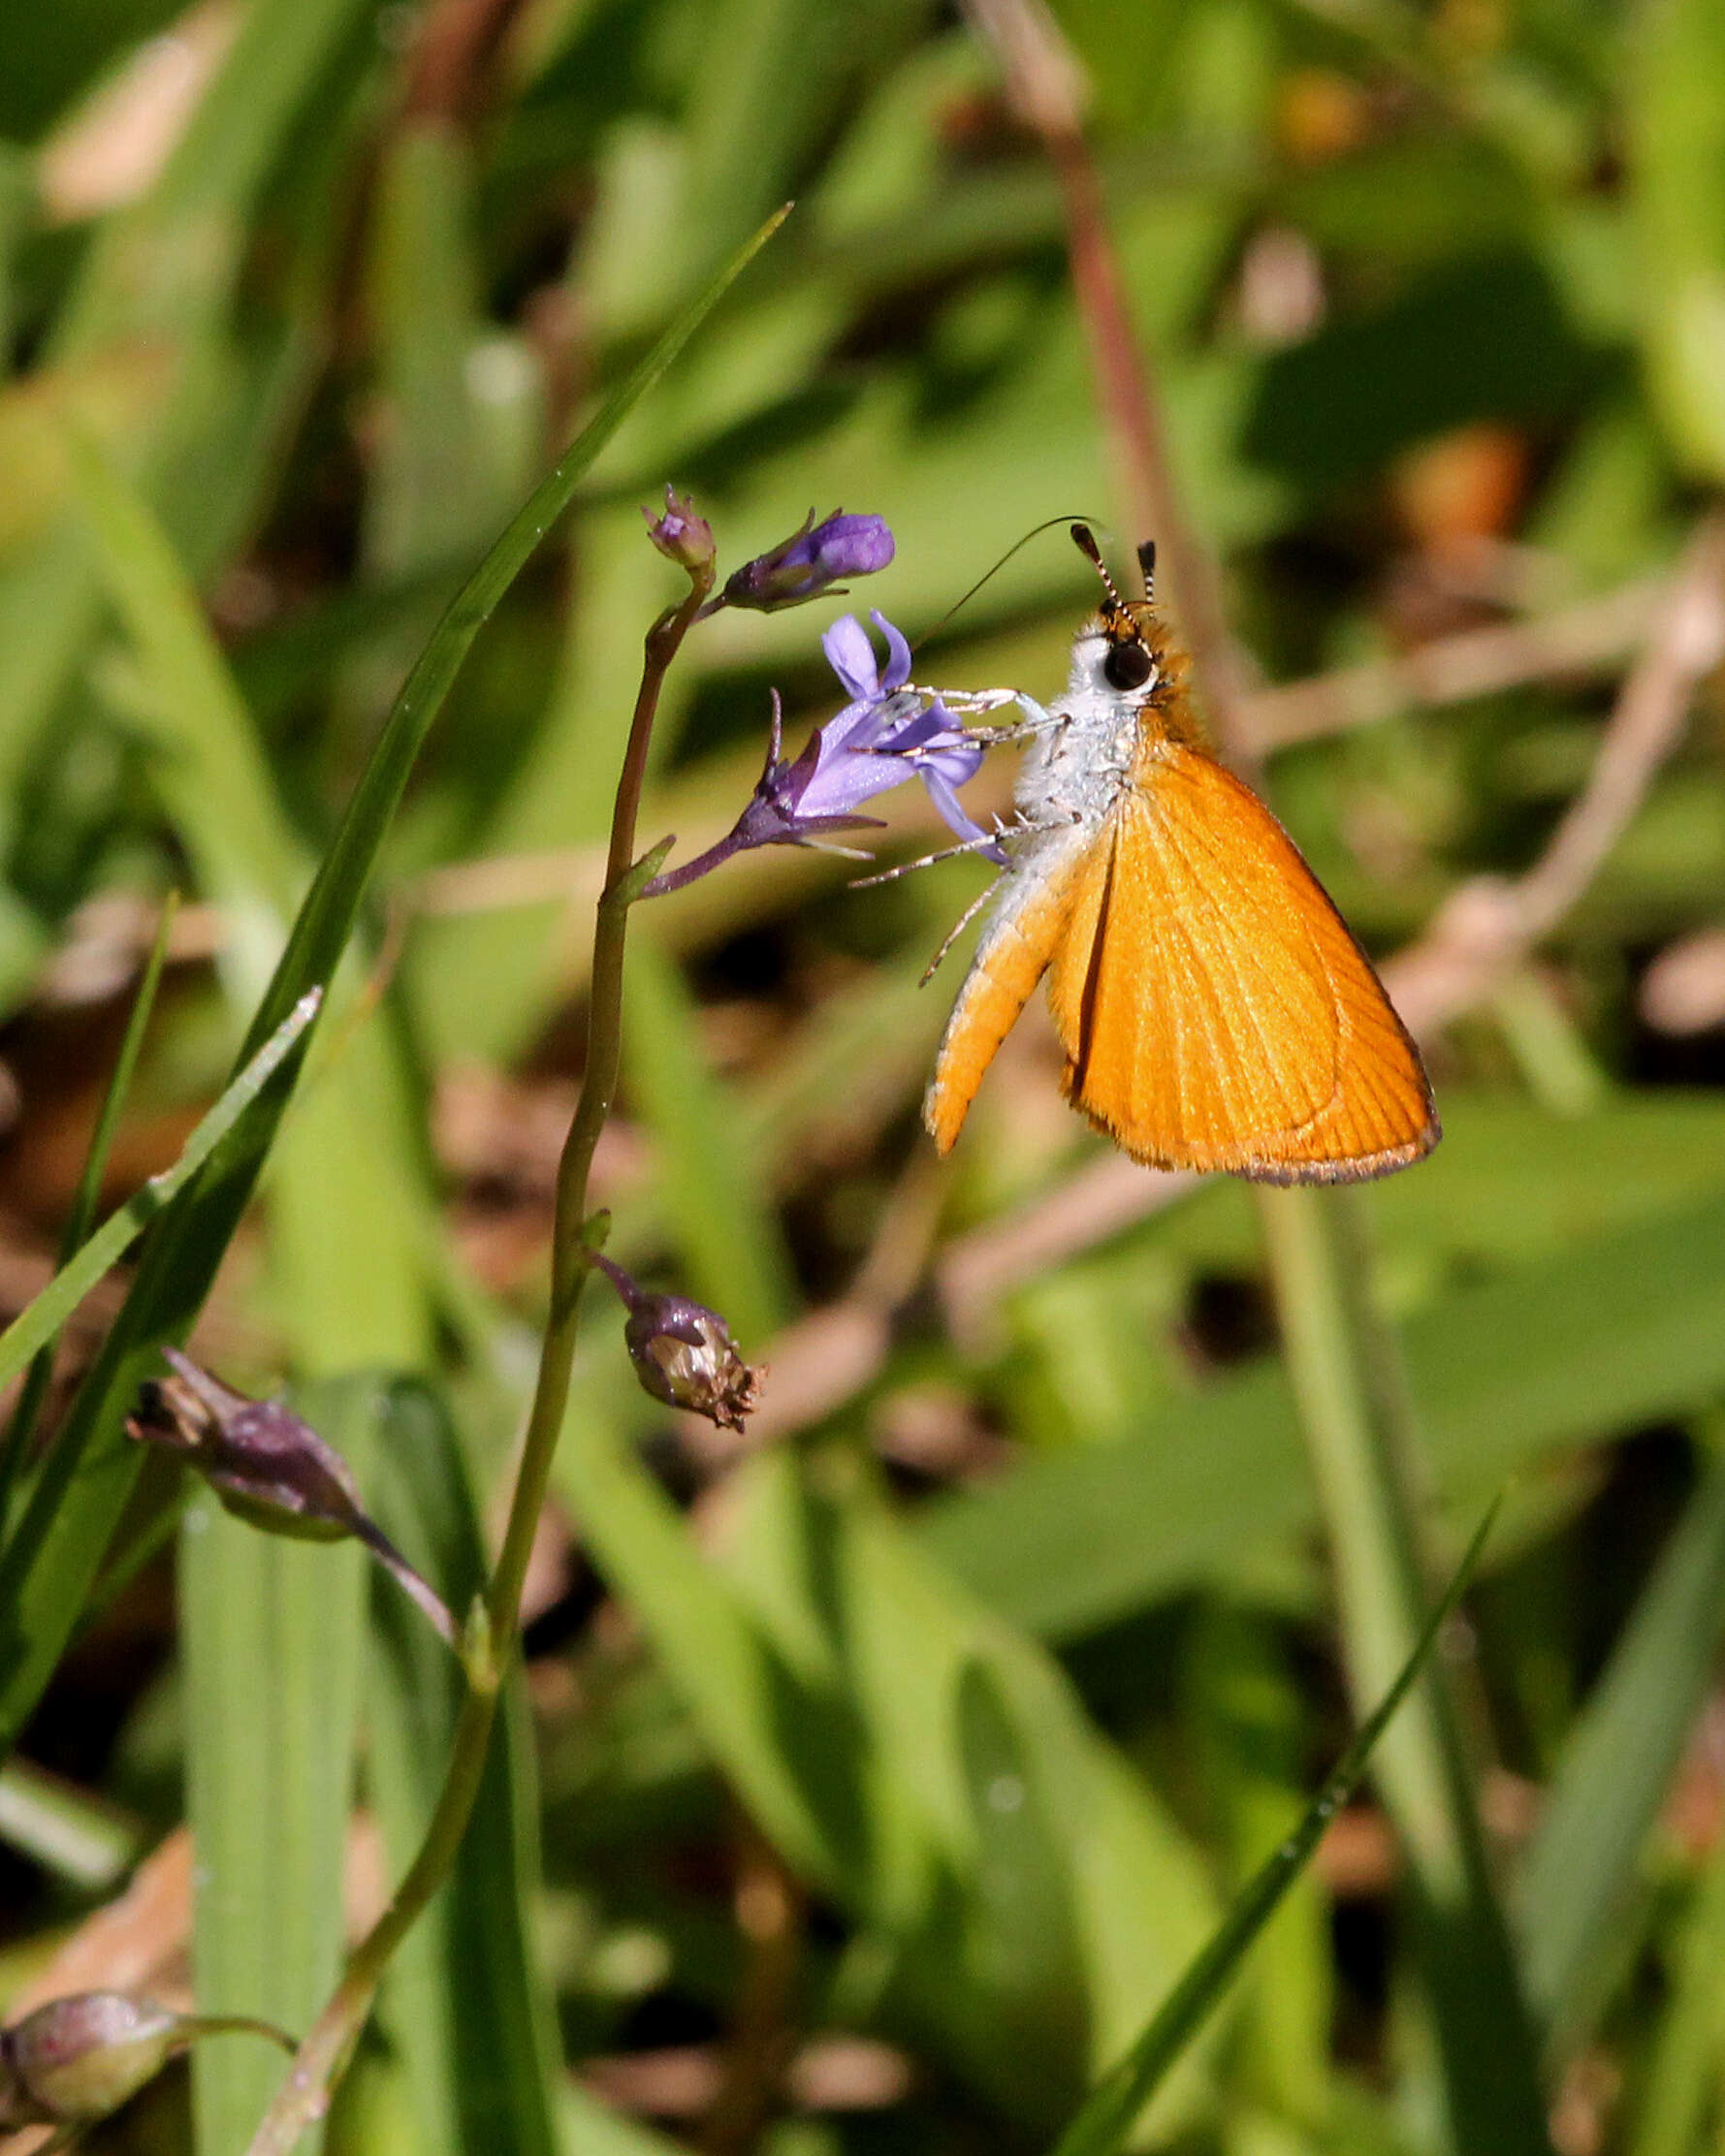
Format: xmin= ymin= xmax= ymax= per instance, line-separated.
xmin=909 ymin=690 xmax=1056 ymax=745
xmin=920 ymin=874 xmax=1006 ymax=983
xmin=906 ymin=683 xmax=1019 ymax=713
xmin=848 ymin=823 xmax=1014 ymax=889
xmin=792 ymin=835 xmax=880 ymax=861
xmin=849 ymin=804 xmax=1081 ymax=892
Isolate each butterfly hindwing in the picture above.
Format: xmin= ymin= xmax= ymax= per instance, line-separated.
xmin=923 ymin=828 xmax=1090 ymax=1155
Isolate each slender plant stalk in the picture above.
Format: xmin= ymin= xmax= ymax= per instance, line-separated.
xmin=243 ymin=582 xmax=709 ymax=2156
xmin=1255 ymin=1185 xmax=1552 ymax=2153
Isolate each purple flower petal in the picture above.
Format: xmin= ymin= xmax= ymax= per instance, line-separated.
xmin=815 ymin=515 xmax=895 ymax=578
xmin=720 ymin=511 xmax=895 ymax=613
xmin=920 ymin=764 xmax=1005 ymax=860
xmin=870 ymin=609 xmax=912 ymax=692
xmin=821 ymin=615 xmax=879 ymax=703
xmin=793 ymin=744 xmax=922 ymax=820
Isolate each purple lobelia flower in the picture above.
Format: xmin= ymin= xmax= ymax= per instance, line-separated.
xmin=643 ymin=611 xmax=1001 ymax=896
xmin=717 ymin=509 xmax=895 ymax=612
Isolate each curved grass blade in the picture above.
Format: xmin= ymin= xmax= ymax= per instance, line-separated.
xmin=1518 ymin=1424 xmax=1725 ymax=2047
xmin=1047 ymin=1496 xmax=1502 ymax=2156
xmin=0 ymin=988 xmax=321 ymax=1409
xmin=0 ymin=1754 xmax=141 ymax=1888
xmin=0 ymin=206 xmax=790 ymax=1762
xmin=239 ymin=200 xmax=790 ymax=1063
xmin=0 ymin=894 xmax=178 ymax=1520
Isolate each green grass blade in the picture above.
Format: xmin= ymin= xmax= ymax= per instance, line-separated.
xmin=1517 ymin=1433 xmax=1725 ymax=2046
xmin=367 ymin=1381 xmax=560 ymax=2156
xmin=55 ymin=0 xmax=371 ymax=358
xmin=181 ymin=1379 xmax=375 ymax=2154
xmin=74 ymin=405 xmax=437 ymax=1382
xmin=364 ymin=122 xmax=538 ymax=581
xmin=953 ymin=1661 xmax=1090 ymax=2100
xmin=0 ymin=206 xmax=788 ymax=1763
xmin=1182 ymin=1611 xmax=1333 ymax=2125
xmin=72 ymin=421 xmax=304 ymax=946
xmin=0 ymin=987 xmax=320 ymax=1407
xmin=553 ymin=1427 xmax=1217 ymax=2123
xmin=0 ymin=1757 xmax=140 ymax=1889
xmin=1628 ymin=1809 xmax=1725 ymax=2156
xmin=0 ymin=0 xmax=374 ymax=803
xmin=246 ymin=200 xmax=788 ymax=1062
xmin=1047 ymin=1498 xmax=1501 ymax=2156
xmin=1628 ymin=0 xmax=1725 ymax=478
xmin=0 ymin=893 xmax=177 ymax=1517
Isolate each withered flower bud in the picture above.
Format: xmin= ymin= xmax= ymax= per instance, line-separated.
xmin=130 ymin=1351 xmax=364 ymax=1542
xmin=0 ymin=1993 xmax=290 ymax=2128
xmin=592 ymin=1255 xmax=764 ymax=1432
xmin=128 ymin=1351 xmax=457 ymax=1645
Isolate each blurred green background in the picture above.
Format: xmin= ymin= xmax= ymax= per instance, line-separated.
xmin=2 ymin=0 xmax=1725 ymax=2151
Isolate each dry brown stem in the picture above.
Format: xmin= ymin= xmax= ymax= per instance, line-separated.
xmin=699 ymin=1829 xmax=805 ymax=2156
xmin=962 ymin=0 xmax=1258 ymax=766
xmin=1240 ymin=574 xmax=1666 ymax=749
xmin=1385 ymin=516 xmax=1725 ymax=1035
xmin=401 ymin=0 xmax=526 ymax=123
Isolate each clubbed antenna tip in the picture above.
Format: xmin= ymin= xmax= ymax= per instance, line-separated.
xmin=1070 ymin=523 xmax=1127 ymax=613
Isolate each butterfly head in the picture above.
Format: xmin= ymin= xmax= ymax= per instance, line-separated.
xmin=1069 ymin=523 xmax=1186 ymax=711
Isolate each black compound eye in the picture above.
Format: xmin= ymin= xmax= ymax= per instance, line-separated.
xmin=1103 ymin=640 xmax=1153 ymax=692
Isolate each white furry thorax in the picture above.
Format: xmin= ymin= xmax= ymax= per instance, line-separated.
xmin=1011 ymin=618 xmax=1160 ymax=837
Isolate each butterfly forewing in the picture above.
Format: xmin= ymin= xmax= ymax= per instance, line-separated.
xmin=1045 ymin=745 xmax=1437 ymax=1181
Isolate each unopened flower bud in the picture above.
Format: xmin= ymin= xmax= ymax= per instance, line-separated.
xmin=644 ymin=485 xmax=716 ymax=581
xmin=719 ymin=509 xmax=894 ymax=612
xmin=128 ymin=1352 xmax=457 ymax=1645
xmin=129 ymin=1351 xmax=369 ymax=1542
xmin=0 ymin=1993 xmax=290 ymax=2128
xmin=591 ymin=1256 xmax=764 ymax=1432
xmin=0 ymin=1993 xmax=178 ymax=2126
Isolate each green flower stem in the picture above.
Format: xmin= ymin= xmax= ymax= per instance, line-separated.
xmin=1254 ymin=1185 xmax=1552 ymax=2155
xmin=243 ymin=579 xmax=711 ymax=2156
xmin=484 ymin=580 xmax=706 ymax=1645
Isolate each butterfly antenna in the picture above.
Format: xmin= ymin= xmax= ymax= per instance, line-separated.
xmin=1137 ymin=539 xmax=1156 ymax=602
xmin=1070 ymin=523 xmax=1128 ymax=614
xmin=914 ymin=513 xmax=1106 ymax=650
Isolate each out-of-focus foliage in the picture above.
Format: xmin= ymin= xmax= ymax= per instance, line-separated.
xmin=0 ymin=0 xmax=1721 ymax=2152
